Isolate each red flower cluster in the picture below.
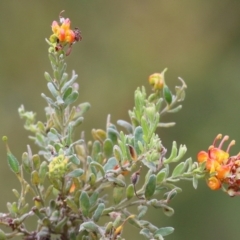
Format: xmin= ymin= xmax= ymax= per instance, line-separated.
xmin=197 ymin=134 xmax=240 ymax=196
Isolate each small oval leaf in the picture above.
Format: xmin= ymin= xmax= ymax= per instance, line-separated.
xmin=79 ymin=191 xmax=90 ymax=217
xmin=145 ymin=174 xmax=156 ymax=200
xmin=66 ymin=169 xmax=84 ymax=178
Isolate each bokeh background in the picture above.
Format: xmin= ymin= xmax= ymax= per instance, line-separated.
xmin=0 ymin=1 xmax=240 ymax=239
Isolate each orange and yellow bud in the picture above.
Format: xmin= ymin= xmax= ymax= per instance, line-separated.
xmin=207 ymin=176 xmax=221 ymax=190
xmin=148 ymin=73 xmax=164 ymax=91
xmin=197 ymin=151 xmax=208 ymax=163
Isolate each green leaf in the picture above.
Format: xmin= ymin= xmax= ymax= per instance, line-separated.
xmin=61 ymin=72 xmax=78 ymax=94
xmin=164 ymin=189 xmax=177 ymax=201
xmin=88 ymin=173 xmax=96 ymax=186
xmin=56 ymin=95 xmax=64 ymax=105
xmin=193 ymin=175 xmax=198 ymax=189
xmin=32 ymin=154 xmax=41 ymax=170
xmin=31 ymin=170 xmax=40 ymax=185
xmin=164 ymin=141 xmax=177 ymax=164
xmin=172 ymin=144 xmax=187 ymax=163
xmin=126 ymin=184 xmax=134 ymax=200
xmin=102 ymin=207 xmax=115 ymax=215
xmin=113 ymin=145 xmax=123 ymax=163
xmin=63 ymin=86 xmax=73 ymax=101
xmin=89 ymin=191 xmax=99 ymax=206
xmin=171 ymin=162 xmax=185 ymax=178
xmin=92 ymin=129 xmax=106 ymax=143
xmin=167 ymin=105 xmax=182 ymax=113
xmin=154 ymin=227 xmax=174 ymax=237
xmin=103 ymin=157 xmax=118 ymax=172
xmin=64 ymin=91 xmax=79 ymax=106
xmin=44 ymin=185 xmax=53 ymax=200
xmin=79 ymin=221 xmax=98 ymax=233
xmin=103 ymin=138 xmax=113 ymax=159
xmin=12 ymin=189 xmax=20 ymax=199
xmin=41 ymin=93 xmax=58 ymax=108
xmin=48 ymin=53 xmax=57 ymax=65
xmin=92 ymin=203 xmax=105 ymax=222
xmin=163 ymin=85 xmax=172 ymax=105
xmin=134 ymin=87 xmax=146 ymax=121
xmin=0 ymin=229 xmax=6 ymax=240
xmin=74 ymin=102 xmax=91 ymax=118
xmin=113 ymin=186 xmax=124 ymax=204
xmin=54 ymin=69 xmax=60 ymax=81
xmin=55 ymin=216 xmax=68 ymax=233
xmin=70 ymin=116 xmax=84 ymax=128
xmin=156 ymin=169 xmax=167 ymax=184
xmin=79 ymin=191 xmax=90 ymax=217
xmin=106 ymin=176 xmax=126 ymax=187
xmin=47 ymin=82 xmax=58 ymax=98
xmin=117 ymin=120 xmax=133 ymax=133
xmin=66 ymin=169 xmax=84 ymax=178
xmin=44 ymin=72 xmax=53 ymax=82
xmin=91 ymin=140 xmax=101 ymax=162
xmin=137 ymin=205 xmax=148 ymax=219
xmin=68 ymin=154 xmax=80 ymax=165
xmin=144 ymin=174 xmax=156 ymax=200
xmin=39 ymin=161 xmax=48 ymax=184
xmin=7 ymin=152 xmax=20 ymax=174
xmin=90 ymin=162 xmax=105 ymax=177
xmin=139 ymin=228 xmax=152 ymax=238
xmin=107 ymin=127 xmax=119 ymax=145
xmin=22 ymin=152 xmax=31 ymax=174
xmin=134 ymin=126 xmax=144 ymax=155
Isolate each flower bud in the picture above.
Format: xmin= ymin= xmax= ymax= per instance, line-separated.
xmin=148 ymin=73 xmax=164 ymax=91
xmin=207 ymin=176 xmax=221 ymax=190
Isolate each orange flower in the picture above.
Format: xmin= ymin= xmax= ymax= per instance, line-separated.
xmin=216 ymin=164 xmax=231 ymax=180
xmin=61 ymin=18 xmax=71 ymax=30
xmin=197 ymin=151 xmax=208 ymax=163
xmin=207 ymin=176 xmax=221 ymax=190
xmin=208 ymin=147 xmax=229 ymax=164
xmin=205 ymin=158 xmax=220 ymax=173
xmin=50 ymin=13 xmax=82 ymax=46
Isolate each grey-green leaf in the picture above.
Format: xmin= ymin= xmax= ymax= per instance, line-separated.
xmin=134 ymin=126 xmax=144 ymax=155
xmin=79 ymin=191 xmax=90 ymax=217
xmin=117 ymin=120 xmax=133 ymax=133
xmin=92 ymin=203 xmax=105 ymax=222
xmin=64 ymin=91 xmax=79 ymax=106
xmin=171 ymin=162 xmax=185 ymax=178
xmin=154 ymin=227 xmax=174 ymax=237
xmin=90 ymin=162 xmax=105 ymax=177
xmin=79 ymin=221 xmax=98 ymax=233
xmin=66 ymin=169 xmax=84 ymax=178
xmin=103 ymin=138 xmax=113 ymax=159
xmin=144 ymin=174 xmax=156 ymax=200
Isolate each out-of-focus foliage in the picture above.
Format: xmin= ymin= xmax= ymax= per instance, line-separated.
xmin=1 ymin=1 xmax=240 ymax=240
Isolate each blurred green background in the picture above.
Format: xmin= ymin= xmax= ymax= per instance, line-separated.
xmin=1 ymin=1 xmax=240 ymax=239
